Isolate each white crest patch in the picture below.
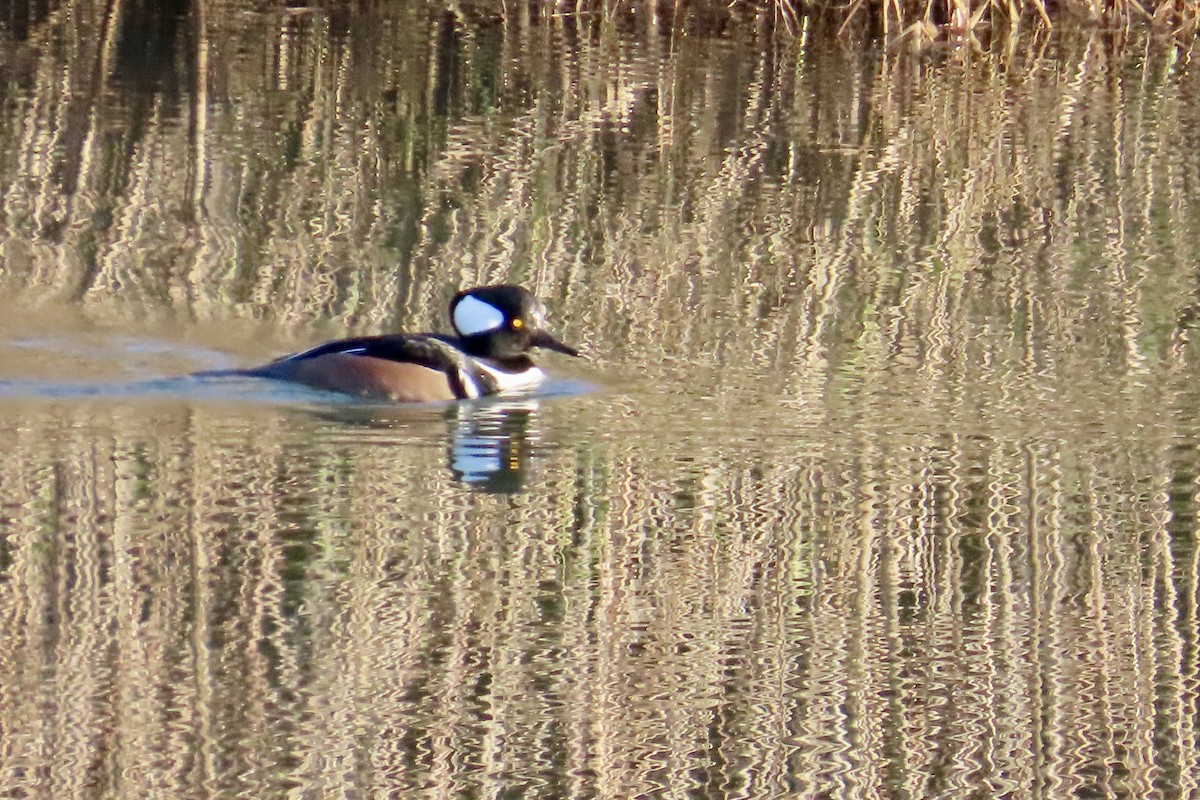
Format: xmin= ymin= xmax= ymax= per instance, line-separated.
xmin=453 ymin=295 xmax=506 ymax=336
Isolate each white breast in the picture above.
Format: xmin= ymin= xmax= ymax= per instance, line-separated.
xmin=475 ymin=361 xmax=546 ymax=394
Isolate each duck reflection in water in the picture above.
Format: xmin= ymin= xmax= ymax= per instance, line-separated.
xmin=447 ymin=399 xmax=540 ymax=492
xmin=311 ymin=398 xmax=543 ymax=493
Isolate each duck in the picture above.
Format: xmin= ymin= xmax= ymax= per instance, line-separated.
xmin=198 ymin=285 xmax=579 ymax=402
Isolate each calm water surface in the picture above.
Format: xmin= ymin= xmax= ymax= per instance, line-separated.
xmin=2 ymin=3 xmax=1199 ymax=799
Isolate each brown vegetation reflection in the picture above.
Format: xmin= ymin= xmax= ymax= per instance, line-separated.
xmin=1 ymin=2 xmax=1200 ymax=799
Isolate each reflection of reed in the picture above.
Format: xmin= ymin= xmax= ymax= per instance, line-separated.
xmin=1 ymin=400 xmax=1198 ymax=797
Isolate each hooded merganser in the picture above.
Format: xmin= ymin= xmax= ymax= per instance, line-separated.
xmin=200 ymin=285 xmax=579 ymax=402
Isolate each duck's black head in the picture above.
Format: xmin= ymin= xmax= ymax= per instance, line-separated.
xmin=450 ymin=285 xmax=579 ymax=361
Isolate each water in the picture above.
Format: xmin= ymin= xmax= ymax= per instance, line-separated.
xmin=2 ymin=3 xmax=1199 ymax=798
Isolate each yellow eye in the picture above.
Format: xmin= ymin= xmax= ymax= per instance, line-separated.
xmin=512 ymin=318 xmax=524 ymax=329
